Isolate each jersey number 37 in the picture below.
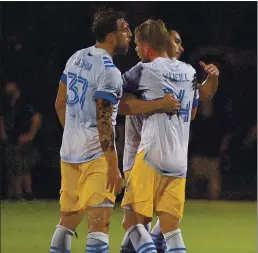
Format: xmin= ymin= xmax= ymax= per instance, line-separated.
xmin=67 ymin=72 xmax=88 ymax=110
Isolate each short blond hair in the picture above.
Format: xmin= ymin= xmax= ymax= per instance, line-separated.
xmin=135 ymin=19 xmax=171 ymax=54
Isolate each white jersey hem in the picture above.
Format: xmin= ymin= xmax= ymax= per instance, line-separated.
xmin=61 ymin=152 xmax=103 ymax=164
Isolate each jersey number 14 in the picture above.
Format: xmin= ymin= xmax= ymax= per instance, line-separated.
xmin=163 ymin=88 xmax=191 ymax=122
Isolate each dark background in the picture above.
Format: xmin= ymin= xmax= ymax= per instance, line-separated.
xmin=0 ymin=2 xmax=257 ymax=200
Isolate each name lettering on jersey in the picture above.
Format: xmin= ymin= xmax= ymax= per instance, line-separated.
xmin=163 ymin=72 xmax=189 ymax=82
xmin=74 ymin=58 xmax=92 ymax=71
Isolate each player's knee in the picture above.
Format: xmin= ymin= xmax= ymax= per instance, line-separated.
xmin=122 ymin=214 xmax=131 ymax=231
xmin=144 ymin=217 xmax=152 ymax=225
xmin=122 ymin=208 xmax=146 ymax=231
xmin=122 ymin=208 xmax=136 ymax=231
xmin=60 ymin=211 xmax=82 ymax=231
xmin=157 ymin=211 xmax=180 ymax=234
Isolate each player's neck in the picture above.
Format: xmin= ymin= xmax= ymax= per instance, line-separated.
xmin=95 ymin=43 xmax=114 ymax=57
xmin=149 ymin=51 xmax=169 ymax=62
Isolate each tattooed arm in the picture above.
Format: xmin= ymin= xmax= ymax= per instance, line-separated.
xmin=96 ymin=98 xmax=121 ymax=193
xmin=96 ymin=98 xmax=116 ymax=154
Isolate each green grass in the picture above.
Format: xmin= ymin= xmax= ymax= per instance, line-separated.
xmin=1 ymin=200 xmax=256 ymax=253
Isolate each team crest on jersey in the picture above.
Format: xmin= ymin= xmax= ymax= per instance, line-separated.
xmin=103 ymin=83 xmax=120 ymax=94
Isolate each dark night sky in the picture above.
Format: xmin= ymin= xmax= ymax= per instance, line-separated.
xmin=3 ymin=2 xmax=257 ymax=58
xmin=1 ymin=2 xmax=257 ymax=99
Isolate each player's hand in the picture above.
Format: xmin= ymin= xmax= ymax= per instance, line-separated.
xmin=106 ymin=167 xmax=122 ymax=194
xmin=199 ymin=61 xmax=219 ymax=77
xmin=160 ymin=94 xmax=181 ymax=114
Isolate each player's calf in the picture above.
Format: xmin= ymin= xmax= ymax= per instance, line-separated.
xmin=120 ymin=214 xmax=152 ymax=253
xmin=86 ymin=206 xmax=113 ymax=253
xmin=151 ymin=219 xmax=166 ymax=253
xmin=121 ymin=208 xmax=157 ymax=253
xmin=158 ymin=212 xmax=186 ymax=253
xmin=50 ymin=211 xmax=82 ymax=253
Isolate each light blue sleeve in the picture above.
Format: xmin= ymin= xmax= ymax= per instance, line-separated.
xmin=60 ymin=64 xmax=69 ymax=85
xmin=191 ymin=69 xmax=199 ymax=108
xmin=193 ymin=89 xmax=199 ymax=108
xmin=59 ymin=54 xmax=77 ymax=85
xmin=95 ymin=67 xmax=123 ymax=105
xmin=122 ymin=62 xmax=143 ymax=93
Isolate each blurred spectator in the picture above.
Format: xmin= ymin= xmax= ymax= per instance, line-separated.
xmin=188 ymin=100 xmax=222 ymax=200
xmin=243 ymin=124 xmax=257 ymax=149
xmin=0 ymin=82 xmax=42 ymax=200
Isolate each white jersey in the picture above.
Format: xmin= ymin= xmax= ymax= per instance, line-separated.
xmin=122 ymin=62 xmax=144 ymax=171
xmin=60 ymin=46 xmax=123 ymax=163
xmin=123 ymin=115 xmax=143 ymax=171
xmin=137 ymin=57 xmax=199 ymax=178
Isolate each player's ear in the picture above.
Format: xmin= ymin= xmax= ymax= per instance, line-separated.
xmin=143 ymin=43 xmax=149 ymax=54
xmin=106 ymin=32 xmax=116 ymax=44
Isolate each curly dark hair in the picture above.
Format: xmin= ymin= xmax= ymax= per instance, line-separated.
xmin=92 ymin=8 xmax=127 ymax=42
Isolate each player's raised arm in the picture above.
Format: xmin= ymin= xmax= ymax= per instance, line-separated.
xmin=198 ymin=61 xmax=219 ymax=102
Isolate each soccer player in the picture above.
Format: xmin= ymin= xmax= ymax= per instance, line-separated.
xmin=51 ymin=9 xmax=181 ymax=253
xmin=121 ymin=19 xmax=200 ymax=253
xmin=149 ymin=29 xmax=219 ymax=253
xmin=119 ymin=28 xmax=219 ymax=253
xmin=169 ymin=29 xmax=219 ymax=102
xmin=51 ymin=9 xmax=131 ymax=253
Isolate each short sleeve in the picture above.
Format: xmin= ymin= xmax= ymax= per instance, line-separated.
xmin=191 ymin=69 xmax=199 ymax=108
xmin=60 ymin=63 xmax=69 ymax=85
xmin=193 ymin=89 xmax=199 ymax=108
xmin=59 ymin=54 xmax=76 ymax=85
xmin=122 ymin=62 xmax=143 ymax=93
xmin=95 ymin=67 xmax=123 ymax=105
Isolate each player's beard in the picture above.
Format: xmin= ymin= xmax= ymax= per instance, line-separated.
xmin=114 ymin=36 xmax=129 ymax=55
xmin=114 ymin=44 xmax=128 ymax=55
